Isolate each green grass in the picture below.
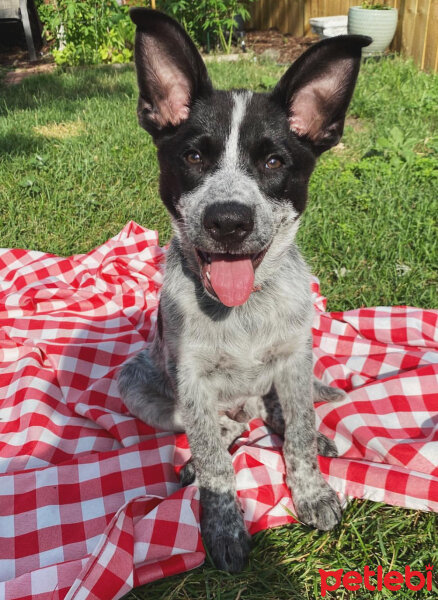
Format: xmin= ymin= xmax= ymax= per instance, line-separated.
xmin=0 ymin=56 xmax=437 ymax=599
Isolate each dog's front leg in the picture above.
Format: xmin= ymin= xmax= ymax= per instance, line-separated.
xmin=178 ymin=368 xmax=251 ymax=572
xmin=275 ymin=340 xmax=342 ymax=531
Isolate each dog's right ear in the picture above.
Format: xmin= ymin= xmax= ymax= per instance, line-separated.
xmin=130 ymin=8 xmax=213 ymax=138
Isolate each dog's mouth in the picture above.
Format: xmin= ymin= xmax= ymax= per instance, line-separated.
xmin=195 ymin=248 xmax=268 ymax=307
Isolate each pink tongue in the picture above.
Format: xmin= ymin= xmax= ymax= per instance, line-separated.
xmin=209 ymin=254 xmax=255 ymax=307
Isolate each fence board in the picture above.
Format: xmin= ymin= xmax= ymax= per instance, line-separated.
xmin=403 ymin=0 xmax=422 ymax=59
xmin=391 ymin=0 xmax=403 ymax=52
xmin=423 ymin=0 xmax=438 ymax=70
xmin=411 ymin=0 xmax=430 ymax=66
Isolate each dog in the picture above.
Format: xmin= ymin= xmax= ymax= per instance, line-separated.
xmin=118 ymin=8 xmax=371 ymax=573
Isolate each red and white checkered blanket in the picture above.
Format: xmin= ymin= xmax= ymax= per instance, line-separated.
xmin=0 ymin=222 xmax=437 ymax=600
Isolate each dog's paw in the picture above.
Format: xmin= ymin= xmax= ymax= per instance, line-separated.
xmin=317 ymin=432 xmax=338 ymax=457
xmin=219 ymin=415 xmax=249 ymax=449
xmin=200 ymin=489 xmax=251 ymax=573
xmin=313 ymin=380 xmax=347 ymax=403
xmin=180 ymin=460 xmax=197 ymax=487
xmin=292 ymin=478 xmax=342 ymax=531
xmin=205 ymin=523 xmax=251 ymax=573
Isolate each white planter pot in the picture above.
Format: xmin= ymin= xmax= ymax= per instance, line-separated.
xmin=348 ymin=6 xmax=398 ymax=55
xmin=309 ymin=15 xmax=348 ymax=39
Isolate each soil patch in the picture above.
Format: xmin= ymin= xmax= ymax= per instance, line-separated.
xmin=245 ymin=29 xmax=317 ymax=64
xmin=4 ymin=61 xmax=55 ymax=85
xmin=0 ymin=44 xmax=55 ymax=85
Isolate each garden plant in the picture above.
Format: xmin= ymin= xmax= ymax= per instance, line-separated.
xmin=36 ymin=0 xmax=255 ymax=64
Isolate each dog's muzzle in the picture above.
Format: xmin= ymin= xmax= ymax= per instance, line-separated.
xmin=192 ymin=202 xmax=263 ymax=307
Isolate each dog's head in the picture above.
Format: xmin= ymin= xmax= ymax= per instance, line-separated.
xmin=130 ymin=8 xmax=370 ymax=307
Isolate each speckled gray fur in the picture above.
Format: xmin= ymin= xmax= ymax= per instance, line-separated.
xmin=118 ymin=9 xmax=369 ymax=573
xmin=118 ymin=234 xmax=344 ymax=570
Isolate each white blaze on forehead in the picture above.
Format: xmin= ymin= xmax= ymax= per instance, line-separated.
xmin=222 ymin=91 xmax=253 ymax=168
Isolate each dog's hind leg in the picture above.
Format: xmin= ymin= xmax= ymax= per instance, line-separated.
xmin=313 ymin=379 xmax=347 ymax=403
xmin=117 ymin=348 xmax=184 ymax=432
xmin=180 ymin=459 xmax=197 ymax=487
xmin=315 ymin=432 xmax=338 ymax=457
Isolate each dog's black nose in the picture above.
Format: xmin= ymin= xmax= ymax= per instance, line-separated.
xmin=203 ymin=202 xmax=254 ymax=245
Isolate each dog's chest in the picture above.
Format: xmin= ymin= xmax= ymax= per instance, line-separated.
xmin=183 ymin=307 xmax=308 ymax=401
xmin=163 ymin=248 xmax=312 ymax=402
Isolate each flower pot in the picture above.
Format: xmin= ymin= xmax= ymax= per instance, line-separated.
xmin=309 ymin=15 xmax=348 ymax=39
xmin=348 ymin=6 xmax=398 ymax=56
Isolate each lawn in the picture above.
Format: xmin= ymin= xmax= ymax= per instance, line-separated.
xmin=0 ymin=55 xmax=437 ymax=599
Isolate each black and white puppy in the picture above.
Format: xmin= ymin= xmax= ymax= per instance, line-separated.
xmin=118 ymin=8 xmax=370 ymax=573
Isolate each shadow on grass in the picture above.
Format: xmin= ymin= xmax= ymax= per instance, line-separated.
xmin=0 ymin=64 xmax=135 ymax=117
xmin=0 ymin=130 xmax=47 ymax=156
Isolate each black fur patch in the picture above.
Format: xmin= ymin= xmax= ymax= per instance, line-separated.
xmin=155 ymin=89 xmax=317 ymax=217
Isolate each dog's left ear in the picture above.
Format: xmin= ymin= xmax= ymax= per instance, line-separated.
xmin=270 ymin=35 xmax=371 ymax=154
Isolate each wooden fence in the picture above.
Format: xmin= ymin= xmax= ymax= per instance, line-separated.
xmin=249 ymin=0 xmax=438 ymax=72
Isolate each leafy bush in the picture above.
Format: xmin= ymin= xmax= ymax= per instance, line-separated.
xmin=157 ymin=0 xmax=255 ymax=53
xmin=37 ymin=0 xmax=254 ymax=66
xmin=36 ymin=0 xmax=134 ymax=66
xmin=360 ymin=1 xmax=392 ymax=9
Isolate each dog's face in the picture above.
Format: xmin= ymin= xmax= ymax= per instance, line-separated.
xmin=131 ymin=9 xmax=370 ymax=307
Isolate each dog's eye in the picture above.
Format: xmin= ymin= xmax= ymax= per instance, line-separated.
xmin=265 ymin=156 xmax=283 ymax=170
xmin=185 ymin=151 xmax=202 ymax=165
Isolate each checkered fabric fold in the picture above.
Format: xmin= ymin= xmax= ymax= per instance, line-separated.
xmin=0 ymin=222 xmax=437 ymax=599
